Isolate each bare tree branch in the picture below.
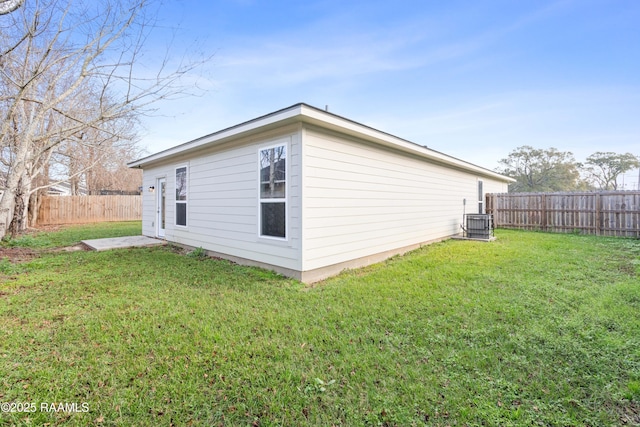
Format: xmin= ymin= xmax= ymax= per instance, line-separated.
xmin=0 ymin=0 xmax=212 ymax=237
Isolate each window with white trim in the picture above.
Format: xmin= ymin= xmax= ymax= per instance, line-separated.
xmin=478 ymin=179 xmax=484 ymax=214
xmin=176 ymin=166 xmax=187 ymax=226
xmin=259 ymin=145 xmax=286 ymax=238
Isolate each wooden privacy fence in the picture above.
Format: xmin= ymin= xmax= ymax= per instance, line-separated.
xmin=486 ymin=191 xmax=640 ymax=237
xmin=37 ymin=195 xmax=142 ymax=225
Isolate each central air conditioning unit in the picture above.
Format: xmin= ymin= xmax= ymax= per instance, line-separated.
xmin=464 ymin=214 xmax=494 ymax=239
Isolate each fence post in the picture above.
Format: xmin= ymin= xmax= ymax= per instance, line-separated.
xmin=485 ymin=194 xmax=494 ymax=216
xmin=492 ymin=194 xmax=497 ymax=225
xmin=595 ymin=193 xmax=601 ymax=236
xmin=541 ymin=194 xmax=547 ymax=232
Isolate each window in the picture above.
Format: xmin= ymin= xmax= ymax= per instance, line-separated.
xmin=176 ymin=166 xmax=187 ymax=226
xmin=478 ymin=179 xmax=484 ymax=214
xmin=259 ymin=145 xmax=286 ymax=238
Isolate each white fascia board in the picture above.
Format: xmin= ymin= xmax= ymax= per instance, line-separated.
xmin=128 ymin=105 xmax=304 ymax=168
xmin=298 ymin=105 xmax=515 ymax=183
xmin=129 ymin=103 xmax=514 ymax=183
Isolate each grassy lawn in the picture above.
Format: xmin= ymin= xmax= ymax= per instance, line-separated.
xmin=1 ymin=221 xmax=142 ymax=249
xmin=1 ymin=223 xmax=639 ymax=426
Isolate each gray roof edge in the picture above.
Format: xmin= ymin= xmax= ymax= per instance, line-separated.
xmin=128 ymin=103 xmax=305 ymax=168
xmin=128 ymin=103 xmax=514 ymax=183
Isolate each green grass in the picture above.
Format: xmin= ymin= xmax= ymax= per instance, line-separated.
xmin=1 ymin=221 xmax=142 ymax=249
xmin=1 ymin=224 xmax=639 ymax=426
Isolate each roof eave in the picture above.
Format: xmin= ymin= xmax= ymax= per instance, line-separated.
xmin=129 ymin=103 xmax=514 ymax=183
xmin=298 ymin=105 xmax=515 ymax=183
xmin=128 ymin=104 xmax=305 ymax=168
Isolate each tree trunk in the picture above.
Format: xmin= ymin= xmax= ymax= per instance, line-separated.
xmin=8 ymin=188 xmax=26 ymax=237
xmin=0 ymin=193 xmax=15 ymax=241
xmin=0 ymin=159 xmax=27 ymax=240
xmin=7 ymin=174 xmax=30 ymax=237
xmin=29 ymin=189 xmax=44 ymax=228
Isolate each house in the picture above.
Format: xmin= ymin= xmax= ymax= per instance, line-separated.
xmin=129 ymin=103 xmax=514 ymax=283
xmin=47 ymin=181 xmax=88 ymax=196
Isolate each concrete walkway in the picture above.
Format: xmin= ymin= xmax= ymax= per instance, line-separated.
xmin=82 ymin=235 xmax=166 ymax=251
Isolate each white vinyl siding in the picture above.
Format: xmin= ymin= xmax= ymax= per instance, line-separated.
xmin=141 ymin=172 xmax=159 ymax=237
xmin=137 ymin=108 xmax=512 ymax=281
xmin=141 ymin=129 xmax=303 ymax=271
xmin=301 ymin=126 xmax=507 ymax=271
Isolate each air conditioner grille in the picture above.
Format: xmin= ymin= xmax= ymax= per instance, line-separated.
xmin=465 ymin=214 xmax=493 ymax=239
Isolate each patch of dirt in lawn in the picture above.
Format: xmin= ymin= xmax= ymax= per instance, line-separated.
xmin=48 ymin=243 xmax=91 ymax=253
xmin=29 ymin=225 xmax=63 ymax=233
xmin=618 ymin=261 xmax=638 ymax=277
xmin=0 ymin=247 xmax=38 ymax=263
xmin=10 ymin=225 xmax=63 ymax=238
xmin=617 ymin=400 xmax=640 ymax=425
xmin=0 ymin=242 xmax=89 ymax=264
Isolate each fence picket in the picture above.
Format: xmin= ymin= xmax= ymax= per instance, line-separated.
xmin=486 ymin=191 xmax=640 ymax=237
xmin=37 ymin=195 xmax=142 ymax=225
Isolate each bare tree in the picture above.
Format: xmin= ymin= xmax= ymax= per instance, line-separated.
xmin=49 ymin=93 xmax=142 ymax=195
xmin=0 ymin=0 xmax=209 ymax=239
xmin=53 ymin=125 xmax=144 ymax=196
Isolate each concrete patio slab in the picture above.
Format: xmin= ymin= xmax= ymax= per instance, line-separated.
xmin=81 ymin=235 xmax=166 ymax=251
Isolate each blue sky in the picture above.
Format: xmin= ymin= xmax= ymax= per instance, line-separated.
xmin=140 ymin=0 xmax=640 ymax=187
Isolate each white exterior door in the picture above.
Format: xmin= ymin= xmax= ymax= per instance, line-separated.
xmin=157 ymin=178 xmax=166 ymax=238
